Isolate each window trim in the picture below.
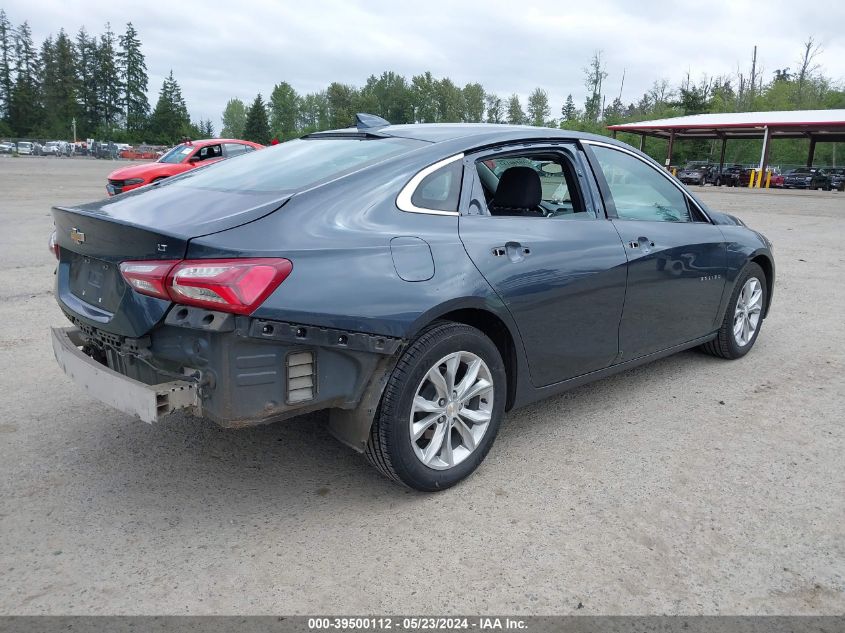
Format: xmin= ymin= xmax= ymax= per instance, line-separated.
xmin=582 ymin=140 xmax=713 ymax=224
xmin=396 ymin=153 xmax=464 ymax=216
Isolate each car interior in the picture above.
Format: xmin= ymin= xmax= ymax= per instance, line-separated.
xmin=474 ymin=153 xmax=589 ymax=218
xmin=195 ymin=144 xmax=223 ymax=161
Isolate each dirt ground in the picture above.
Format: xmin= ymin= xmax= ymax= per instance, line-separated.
xmin=0 ymin=156 xmax=842 ymax=615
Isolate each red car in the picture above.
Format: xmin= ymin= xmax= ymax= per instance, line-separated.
xmin=106 ymin=138 xmax=263 ymax=195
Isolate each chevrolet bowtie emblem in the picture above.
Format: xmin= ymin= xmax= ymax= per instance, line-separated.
xmin=70 ymin=227 xmax=85 ymax=244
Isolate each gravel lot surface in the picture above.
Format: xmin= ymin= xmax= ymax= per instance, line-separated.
xmin=0 ymin=156 xmax=843 ymax=615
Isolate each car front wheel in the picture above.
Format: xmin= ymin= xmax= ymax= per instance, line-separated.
xmin=701 ymin=262 xmax=767 ymax=359
xmin=366 ymin=321 xmax=506 ymax=491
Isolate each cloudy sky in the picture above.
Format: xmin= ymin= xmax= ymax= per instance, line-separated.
xmin=5 ymin=0 xmax=845 ymax=125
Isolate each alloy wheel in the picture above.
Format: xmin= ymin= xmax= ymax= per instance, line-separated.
xmin=409 ymin=351 xmax=494 ymax=470
xmin=733 ymin=277 xmax=763 ymax=346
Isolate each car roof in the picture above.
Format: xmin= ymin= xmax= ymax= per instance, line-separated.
xmin=189 ymin=138 xmax=255 ymax=147
xmin=313 ymin=122 xmax=616 ymax=147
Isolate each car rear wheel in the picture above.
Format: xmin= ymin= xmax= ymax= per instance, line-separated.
xmin=701 ymin=262 xmax=766 ymax=359
xmin=365 ymin=321 xmax=506 ymax=491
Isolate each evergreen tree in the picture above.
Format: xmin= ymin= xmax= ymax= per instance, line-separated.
xmin=148 ymin=70 xmax=190 ymax=143
xmin=40 ymin=30 xmax=79 ymax=138
xmin=463 ymin=82 xmax=485 ymax=123
xmin=561 ymin=94 xmax=577 ymax=124
xmin=242 ymin=93 xmax=271 ymax=144
xmin=75 ymin=27 xmax=98 ymax=136
xmin=485 ymin=93 xmax=504 ymax=123
xmin=268 ymin=81 xmax=300 ymax=140
xmin=220 ymin=97 xmax=246 ymax=138
xmin=506 ymin=93 xmax=525 ymax=125
xmin=9 ymin=21 xmax=41 ymax=136
xmin=95 ymin=23 xmax=122 ymax=130
xmin=0 ymin=10 xmax=13 ymax=122
xmin=118 ymin=22 xmax=149 ymax=134
xmin=527 ymin=87 xmax=550 ymax=126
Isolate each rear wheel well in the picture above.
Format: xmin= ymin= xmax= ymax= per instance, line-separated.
xmin=431 ymin=309 xmax=517 ymax=411
xmin=751 ymin=255 xmax=773 ymax=316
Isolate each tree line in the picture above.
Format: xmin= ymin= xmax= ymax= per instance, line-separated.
xmin=1 ymin=9 xmax=842 ymax=166
xmin=225 ymin=41 xmax=844 ymax=166
xmin=0 ymin=10 xmax=211 ymax=144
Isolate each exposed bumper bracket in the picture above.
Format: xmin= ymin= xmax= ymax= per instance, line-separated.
xmin=51 ymin=327 xmax=199 ymax=423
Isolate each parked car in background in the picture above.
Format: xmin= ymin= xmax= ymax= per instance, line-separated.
xmin=826 ymin=168 xmax=844 ymax=191
xmin=119 ymin=144 xmax=165 ymax=160
xmin=43 ymin=141 xmax=62 ymax=156
xmin=51 ymin=118 xmax=775 ymax=491
xmin=16 ymin=141 xmax=33 ymax=155
xmin=769 ymin=170 xmax=784 ymax=188
xmin=783 ymin=168 xmax=831 ymax=190
xmin=677 ymin=164 xmax=709 ymax=186
xmin=716 ymin=164 xmax=745 ymax=187
xmin=105 ymin=138 xmax=263 ymax=195
xmin=0 ymin=141 xmax=16 ymax=154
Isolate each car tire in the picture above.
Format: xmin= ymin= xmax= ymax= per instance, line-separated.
xmin=365 ymin=321 xmax=506 ymax=492
xmin=715 ymin=177 xmax=722 ymax=187
xmin=699 ymin=177 xmax=705 ymax=186
xmin=700 ymin=262 xmax=767 ymax=360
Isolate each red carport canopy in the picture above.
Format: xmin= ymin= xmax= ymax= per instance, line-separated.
xmin=607 ymin=109 xmax=845 ymax=172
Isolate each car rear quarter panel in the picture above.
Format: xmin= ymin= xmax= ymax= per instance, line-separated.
xmin=185 ymin=152 xmax=513 ymax=341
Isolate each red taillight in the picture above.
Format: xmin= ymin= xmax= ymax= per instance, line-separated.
xmin=119 ymin=260 xmax=175 ymax=301
xmin=118 ymin=258 xmax=293 ymax=315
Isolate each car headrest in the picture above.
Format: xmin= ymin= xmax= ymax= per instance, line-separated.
xmin=492 ymin=166 xmax=542 ymax=210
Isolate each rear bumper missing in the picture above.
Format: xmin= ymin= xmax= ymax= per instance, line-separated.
xmin=51 ymin=326 xmax=200 ymax=423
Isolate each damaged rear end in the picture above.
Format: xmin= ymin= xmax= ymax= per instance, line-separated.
xmin=50 ymin=136 xmax=418 ymax=437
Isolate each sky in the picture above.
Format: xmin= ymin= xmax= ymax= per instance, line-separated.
xmin=4 ymin=0 xmax=845 ymax=125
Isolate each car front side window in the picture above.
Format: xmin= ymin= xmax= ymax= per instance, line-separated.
xmin=592 ymin=145 xmax=692 ymax=223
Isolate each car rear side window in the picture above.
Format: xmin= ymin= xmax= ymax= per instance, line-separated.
xmin=410 ymin=160 xmax=463 ymax=212
xmin=592 ymin=145 xmax=691 ymax=222
xmin=171 ymin=137 xmax=423 ymax=193
xmin=224 ymin=143 xmax=253 ymax=158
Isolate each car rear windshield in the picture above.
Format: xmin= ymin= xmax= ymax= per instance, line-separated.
xmin=170 ymin=137 xmax=424 ymax=193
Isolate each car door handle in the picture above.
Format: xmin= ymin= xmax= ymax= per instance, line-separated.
xmin=629 ymin=237 xmax=655 ymax=252
xmin=493 ymin=243 xmax=531 ymax=262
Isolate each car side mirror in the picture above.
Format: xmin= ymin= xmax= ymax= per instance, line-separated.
xmin=188 ymin=155 xmax=201 ymax=163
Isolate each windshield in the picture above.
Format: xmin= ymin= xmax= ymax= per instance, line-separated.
xmin=157 ymin=144 xmax=195 ymax=164
xmin=170 ymin=137 xmax=424 ymax=193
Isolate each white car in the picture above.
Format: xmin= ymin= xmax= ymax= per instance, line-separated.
xmin=0 ymin=141 xmax=15 ymax=154
xmin=43 ymin=141 xmax=62 ymax=156
xmin=16 ymin=141 xmax=33 ymax=155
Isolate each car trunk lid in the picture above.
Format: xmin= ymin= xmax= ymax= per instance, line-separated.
xmin=52 ymin=187 xmax=291 ymax=338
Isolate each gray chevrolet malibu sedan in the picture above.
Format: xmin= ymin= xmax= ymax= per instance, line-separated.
xmin=50 ymin=115 xmax=775 ymax=491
